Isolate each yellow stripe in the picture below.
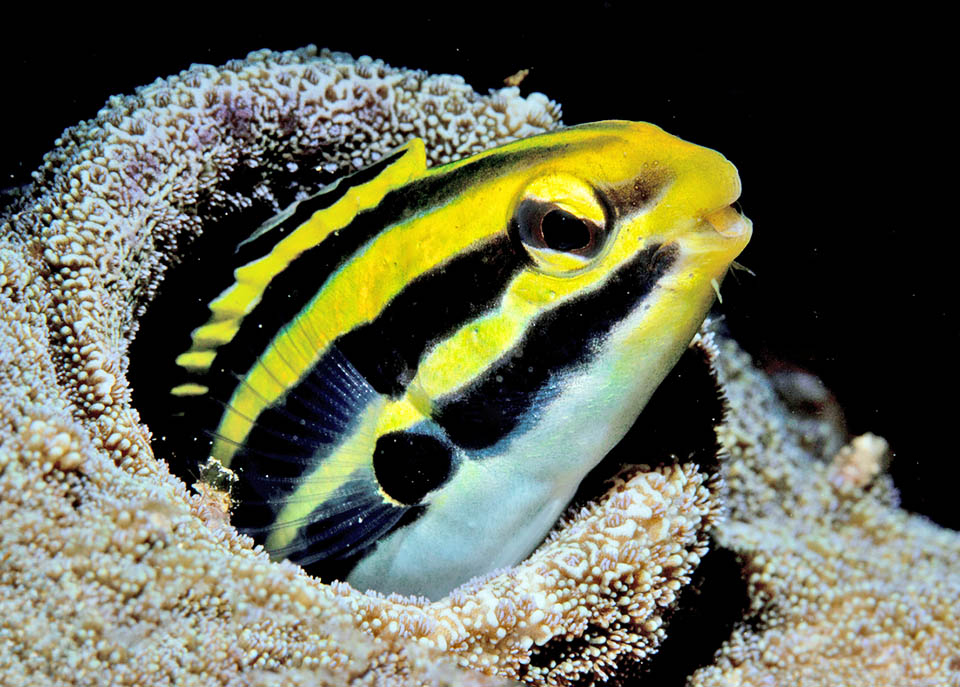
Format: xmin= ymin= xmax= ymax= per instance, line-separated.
xmin=175 ymin=350 xmax=217 ymax=370
xmin=375 ymin=397 xmax=427 ymax=436
xmin=212 ymin=322 xmax=314 ymax=466
xmin=175 ymin=139 xmax=428 ymax=377
xmin=409 ymin=247 xmax=630 ymax=402
xmin=412 ymin=309 xmax=526 ymax=400
xmin=190 ymin=319 xmax=241 ymax=348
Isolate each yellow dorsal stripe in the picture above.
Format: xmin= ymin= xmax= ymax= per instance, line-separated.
xmin=175 ymin=350 xmax=217 ymax=371
xmin=212 ymin=320 xmax=318 ymax=465
xmin=176 ymin=139 xmax=428 ymax=374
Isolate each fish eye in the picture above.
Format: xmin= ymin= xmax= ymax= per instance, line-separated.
xmin=515 ymin=199 xmax=600 ymax=255
xmin=512 ymin=197 xmax=606 ymax=275
xmin=510 ymin=173 xmax=611 ymax=276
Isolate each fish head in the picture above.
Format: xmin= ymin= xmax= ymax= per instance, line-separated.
xmin=416 ymin=121 xmax=751 ymax=476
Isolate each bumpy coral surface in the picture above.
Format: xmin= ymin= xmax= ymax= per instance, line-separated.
xmin=691 ymin=341 xmax=960 ymax=687
xmin=1 ymin=46 xmax=957 ymax=686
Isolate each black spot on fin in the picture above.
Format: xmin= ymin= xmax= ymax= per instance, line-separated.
xmin=372 ymin=431 xmax=455 ymax=505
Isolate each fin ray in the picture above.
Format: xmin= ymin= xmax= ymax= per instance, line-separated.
xmin=267 ymin=494 xmax=408 ymax=564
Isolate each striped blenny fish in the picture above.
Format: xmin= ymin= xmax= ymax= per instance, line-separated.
xmin=164 ymin=121 xmax=751 ymax=599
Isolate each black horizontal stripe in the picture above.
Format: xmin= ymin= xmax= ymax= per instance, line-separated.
xmin=434 ymin=242 xmax=679 ymax=450
xmin=336 ymin=233 xmax=527 ymax=396
xmin=403 ymin=142 xmax=571 ymax=211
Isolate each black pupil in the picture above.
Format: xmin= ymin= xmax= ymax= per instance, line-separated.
xmin=540 ymin=209 xmax=592 ymax=251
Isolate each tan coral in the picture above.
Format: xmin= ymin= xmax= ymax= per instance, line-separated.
xmin=1 ymin=45 xmax=959 ymax=687
xmin=694 ymin=338 xmax=960 ymax=687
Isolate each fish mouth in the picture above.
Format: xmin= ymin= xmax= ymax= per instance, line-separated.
xmin=703 ymin=205 xmax=751 ymax=239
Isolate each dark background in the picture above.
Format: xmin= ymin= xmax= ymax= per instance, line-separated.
xmin=2 ymin=14 xmax=954 ymax=529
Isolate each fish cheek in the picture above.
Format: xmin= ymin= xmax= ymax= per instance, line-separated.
xmin=372 ymin=432 xmax=454 ymax=505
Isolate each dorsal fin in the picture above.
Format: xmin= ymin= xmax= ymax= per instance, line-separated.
xmin=171 ymin=138 xmax=428 ymax=388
